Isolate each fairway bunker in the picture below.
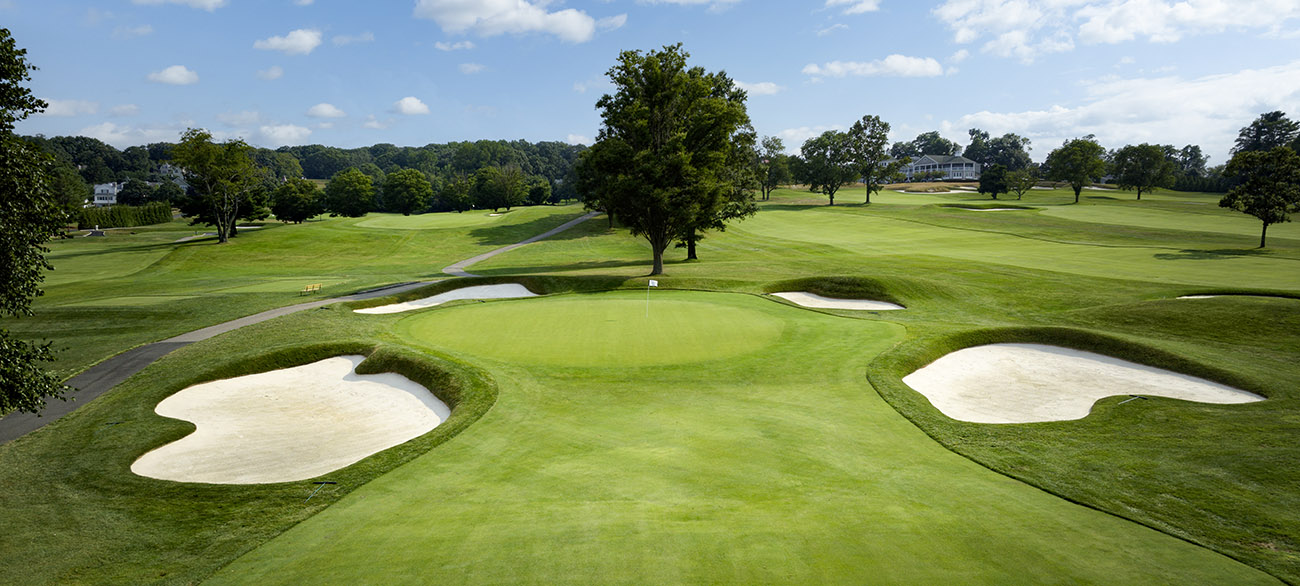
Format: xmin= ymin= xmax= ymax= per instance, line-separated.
xmin=902 ymin=343 xmax=1263 ymax=424
xmin=131 ymin=355 xmax=449 ymax=484
xmin=772 ymin=291 xmax=904 ymax=311
xmin=356 ymin=283 xmax=537 ymax=314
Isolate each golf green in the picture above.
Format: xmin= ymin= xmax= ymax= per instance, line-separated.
xmin=397 ymin=290 xmax=786 ymax=367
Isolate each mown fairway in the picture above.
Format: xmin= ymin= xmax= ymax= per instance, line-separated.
xmin=1 ymin=186 xmax=1297 ymax=583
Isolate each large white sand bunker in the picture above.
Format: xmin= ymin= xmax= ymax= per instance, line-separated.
xmin=355 ymin=283 xmax=537 ymax=314
xmin=902 ymin=343 xmax=1263 ymax=424
xmin=131 ymin=356 xmax=450 ymax=484
xmin=772 ymin=291 xmax=904 ymax=311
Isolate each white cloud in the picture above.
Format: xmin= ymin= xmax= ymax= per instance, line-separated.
xmin=295 ymin=0 xmax=314 ymax=5
xmin=111 ymin=104 xmax=140 ymax=117
xmin=779 ymin=125 xmax=845 ymax=151
xmin=640 ymin=0 xmax=741 ymax=12
xmin=459 ymin=62 xmax=486 ymax=74
xmin=363 ymin=115 xmax=392 ymax=129
xmin=817 ymin=23 xmax=849 ymax=36
xmin=258 ymin=124 xmax=312 ymax=146
xmin=573 ymin=78 xmax=612 ymax=94
xmin=565 ymin=134 xmax=590 ymax=145
xmin=435 ymin=40 xmax=476 ymax=51
xmin=254 ymin=28 xmax=323 ymax=55
xmin=148 ymin=65 xmax=199 ymax=85
xmin=332 ymin=31 xmax=374 ymax=46
xmin=307 ymin=103 xmax=346 ymax=118
xmin=317 ymin=122 xmax=334 ymax=129
xmin=217 ymin=110 xmax=262 ymax=127
xmin=803 ymin=55 xmax=945 ymax=78
xmin=950 ymin=49 xmax=970 ymax=63
xmin=736 ymin=81 xmax=785 ymax=95
xmin=112 ymin=24 xmax=153 ymax=39
xmin=393 ymin=96 xmax=430 ymax=115
xmin=825 ymin=0 xmax=880 ymax=15
xmin=934 ymin=0 xmax=1300 ymax=63
xmin=131 ymin=0 xmax=226 ymax=11
xmin=413 ymin=0 xmax=610 ymax=43
xmin=78 ymin=122 xmax=183 ymax=148
xmin=257 ymin=66 xmax=285 ymax=80
xmin=945 ymin=60 xmax=1300 ymax=164
xmin=597 ymin=14 xmax=627 ymax=31
xmin=40 ymin=99 xmax=99 ymax=117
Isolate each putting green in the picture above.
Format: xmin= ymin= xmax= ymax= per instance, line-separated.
xmin=397 ymin=290 xmax=785 ymax=367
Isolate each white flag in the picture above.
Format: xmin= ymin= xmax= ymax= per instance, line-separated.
xmin=648 ymin=280 xmax=658 ymax=287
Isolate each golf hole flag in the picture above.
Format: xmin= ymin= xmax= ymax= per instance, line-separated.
xmin=649 ymin=280 xmax=658 ymax=287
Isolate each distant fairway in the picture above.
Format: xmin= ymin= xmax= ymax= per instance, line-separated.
xmin=355 ymin=209 xmax=511 ymax=230
xmin=398 ymin=290 xmax=785 ymax=367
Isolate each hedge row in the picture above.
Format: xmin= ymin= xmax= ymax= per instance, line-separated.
xmin=78 ymin=202 xmax=172 ymax=229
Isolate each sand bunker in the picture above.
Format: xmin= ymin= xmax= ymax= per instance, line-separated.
xmin=957 ymin=207 xmax=1023 ymax=212
xmin=902 ymin=344 xmax=1262 ymax=424
xmin=355 ymin=283 xmax=537 ymax=314
xmin=772 ymin=291 xmax=904 ymax=311
xmin=132 ymin=355 xmax=449 ymax=484
xmin=1178 ymin=295 xmax=1220 ymax=299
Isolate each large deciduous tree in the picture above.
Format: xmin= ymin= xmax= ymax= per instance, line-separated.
xmin=1007 ymin=168 xmax=1036 ymax=200
xmin=978 ymin=164 xmax=1009 ymax=200
xmin=801 ymin=130 xmax=856 ymax=206
xmin=0 ymin=27 xmax=68 ymax=414
xmin=1044 ymin=136 xmax=1107 ymax=203
xmin=577 ymin=44 xmax=753 ymax=275
xmin=1220 ymin=147 xmax=1300 ymax=248
xmin=756 ymin=135 xmax=790 ymax=201
xmin=324 ymin=167 xmax=375 ymax=217
xmin=381 ymin=168 xmax=433 ymax=215
xmin=910 ymin=131 xmax=961 ymax=156
xmin=270 ymin=177 xmax=322 ymax=223
xmin=1112 ymin=143 xmax=1177 ymax=200
xmin=963 ymin=128 xmax=1032 ymax=171
xmin=172 ymin=128 xmax=260 ymax=242
xmin=847 ymin=115 xmax=903 ymax=204
xmin=1233 ymin=111 xmax=1299 ymax=155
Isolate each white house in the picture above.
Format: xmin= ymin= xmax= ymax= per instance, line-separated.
xmin=92 ymin=182 xmax=122 ymax=206
xmin=901 ymin=154 xmax=981 ymax=181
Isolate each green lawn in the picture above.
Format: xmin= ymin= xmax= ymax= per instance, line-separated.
xmin=1 ymin=187 xmax=1298 ymax=583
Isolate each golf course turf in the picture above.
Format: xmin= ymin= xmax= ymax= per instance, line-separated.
xmin=1 ymin=186 xmax=1298 ymax=583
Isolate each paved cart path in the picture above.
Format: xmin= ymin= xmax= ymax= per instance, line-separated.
xmin=0 ymin=212 xmax=599 ymax=445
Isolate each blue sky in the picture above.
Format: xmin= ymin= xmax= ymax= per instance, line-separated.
xmin=7 ymin=0 xmax=1300 ymax=165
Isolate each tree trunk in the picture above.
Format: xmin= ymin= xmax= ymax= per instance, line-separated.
xmin=651 ymin=245 xmax=665 ymax=275
xmin=1137 ymin=188 xmax=1142 ymax=200
xmin=1261 ymin=222 xmax=1268 ymax=248
xmin=865 ymin=188 xmax=871 ymax=204
xmin=685 ymin=227 xmax=698 ymax=260
xmin=828 ymin=191 xmax=835 ymax=206
xmin=1073 ymin=185 xmax=1081 ymax=203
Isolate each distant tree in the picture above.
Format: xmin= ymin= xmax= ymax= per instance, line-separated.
xmin=963 ymin=128 xmax=1032 ymax=171
xmin=1177 ymin=144 xmax=1208 ymax=178
xmin=1233 ymin=111 xmax=1300 ymax=155
xmin=678 ymin=130 xmax=758 ymax=260
xmin=962 ymin=128 xmax=991 ymax=166
xmin=1112 ymin=143 xmax=1177 ymax=200
xmin=890 ymin=140 xmax=920 ymax=160
xmin=323 ymin=167 xmax=374 ymax=217
xmin=978 ymin=164 xmax=1009 ymax=200
xmin=579 ymin=43 xmax=753 ymax=275
xmin=0 ymin=27 xmax=68 ymax=414
xmin=172 ymin=128 xmax=260 ymax=243
xmin=154 ymin=181 xmax=185 ymax=204
xmin=495 ymin=165 xmax=527 ymax=210
xmin=270 ymin=177 xmax=322 ymax=223
xmin=471 ymin=166 xmax=504 ymax=211
xmin=254 ymin=149 xmax=304 ymax=181
xmin=756 ymin=136 xmax=790 ymax=201
xmin=801 ymin=130 xmax=856 ymax=206
xmin=1007 ymin=168 xmax=1036 ymax=200
xmin=358 ymin=162 xmax=386 ymax=189
xmin=911 ymin=131 xmax=961 ymax=156
xmin=526 ymin=176 xmax=552 ymax=206
xmin=381 ymin=169 xmax=433 ymax=215
xmin=116 ymin=178 xmax=155 ymax=206
xmin=1221 ymin=146 xmax=1300 ymax=248
xmin=438 ymin=173 xmax=473 ymax=213
xmin=848 ymin=115 xmax=904 ymax=204
xmin=48 ymin=162 xmax=90 ymax=211
xmin=574 ymin=141 xmax=618 ymax=226
xmin=1044 ymin=137 xmax=1107 ymax=203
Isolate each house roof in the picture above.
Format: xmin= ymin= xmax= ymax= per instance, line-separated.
xmin=913 ymin=154 xmax=977 ymax=165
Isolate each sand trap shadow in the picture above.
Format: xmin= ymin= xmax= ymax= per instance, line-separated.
xmin=131 ymin=356 xmax=449 ymax=484
xmin=902 ymin=343 xmax=1262 ymax=424
xmin=355 ymin=283 xmax=538 ymax=314
xmin=772 ymin=291 xmax=904 ymax=311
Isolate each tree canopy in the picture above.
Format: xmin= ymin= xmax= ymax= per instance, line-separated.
xmin=1221 ymin=146 xmax=1300 ymax=248
xmin=1007 ymin=168 xmax=1036 ymax=200
xmin=380 ymin=168 xmax=434 ymax=216
xmin=172 ymin=128 xmax=263 ymax=243
xmin=1112 ymin=143 xmax=1177 ymax=200
xmin=323 ymin=167 xmax=375 ymax=217
xmin=963 ymin=129 xmax=1032 ymax=171
xmin=978 ymin=164 xmax=1009 ymax=200
xmin=577 ymin=44 xmax=753 ymax=275
xmin=1233 ymin=111 xmax=1299 ymax=155
xmin=1044 ymin=137 xmax=1107 ymax=203
xmin=801 ymin=130 xmax=856 ymax=206
xmin=0 ymin=27 xmax=67 ymax=414
xmin=847 ymin=115 xmax=903 ymax=204
xmin=756 ymin=135 xmax=791 ymax=201
xmin=270 ymin=177 xmax=322 ymax=223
